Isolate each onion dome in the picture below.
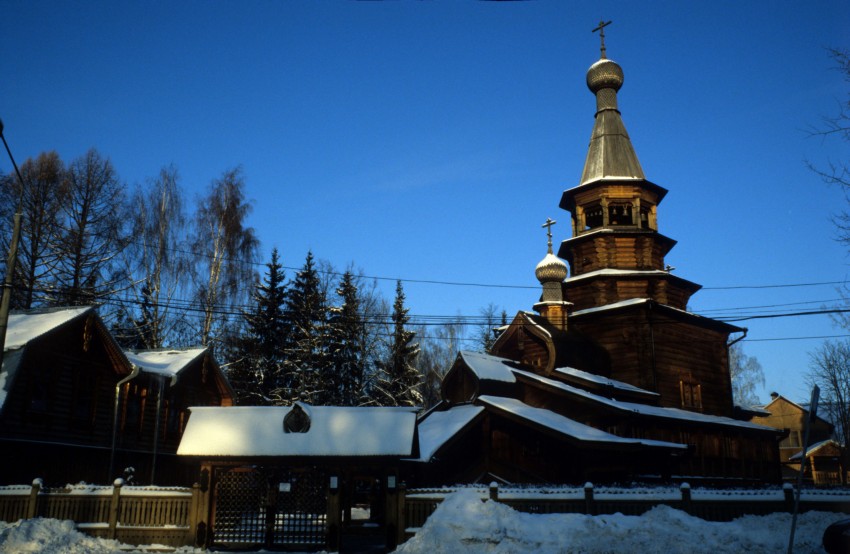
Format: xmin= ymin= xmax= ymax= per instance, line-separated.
xmin=535 ymin=253 xmax=568 ymax=284
xmin=586 ymin=58 xmax=624 ymax=94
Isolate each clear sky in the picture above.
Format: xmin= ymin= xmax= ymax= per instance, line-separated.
xmin=2 ymin=1 xmax=849 ymax=404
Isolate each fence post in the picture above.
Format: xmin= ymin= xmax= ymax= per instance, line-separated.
xmin=326 ymin=476 xmax=340 ymax=553
xmin=680 ymin=482 xmax=691 ymax=514
xmin=396 ymin=482 xmax=407 ymax=547
xmin=584 ymin=482 xmax=594 ymax=515
xmin=194 ymin=465 xmax=211 ymax=547
xmin=108 ymin=478 xmax=123 ymax=540
xmin=783 ymin=483 xmax=795 ymax=512
xmin=385 ymin=475 xmax=399 ymax=552
xmin=489 ymin=482 xmax=499 ymax=502
xmin=187 ymin=483 xmax=200 ymax=546
xmin=27 ymin=478 xmax=42 ymax=519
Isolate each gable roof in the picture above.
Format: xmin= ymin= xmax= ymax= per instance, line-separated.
xmin=125 ymin=348 xmax=207 ymax=379
xmin=1 ymin=307 xmax=130 ymax=414
xmin=178 ymin=404 xmax=419 ymax=458
xmin=3 ymin=306 xmax=92 ymax=352
xmin=416 ymin=404 xmax=485 ymax=462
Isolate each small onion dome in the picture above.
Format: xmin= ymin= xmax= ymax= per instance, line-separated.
xmin=535 ymin=252 xmax=568 ymax=284
xmin=586 ymin=58 xmax=624 ymax=93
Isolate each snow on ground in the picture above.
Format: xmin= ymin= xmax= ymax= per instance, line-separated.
xmin=396 ymin=489 xmax=841 ymax=554
xmin=0 ymin=490 xmax=845 ymax=553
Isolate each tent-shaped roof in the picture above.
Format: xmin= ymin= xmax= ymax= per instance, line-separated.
xmin=178 ymin=404 xmax=419 ymax=458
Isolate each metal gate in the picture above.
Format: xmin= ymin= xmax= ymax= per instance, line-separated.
xmin=210 ymin=466 xmax=328 ymax=550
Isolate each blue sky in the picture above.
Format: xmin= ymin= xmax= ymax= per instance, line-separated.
xmin=2 ymin=1 xmax=849 ymax=403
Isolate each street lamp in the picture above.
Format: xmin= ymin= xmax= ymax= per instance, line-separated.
xmin=0 ymin=118 xmax=27 ymax=369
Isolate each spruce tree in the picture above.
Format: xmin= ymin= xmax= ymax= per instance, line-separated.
xmin=377 ymin=281 xmax=422 ymax=407
xmin=281 ymin=251 xmax=328 ymax=404
xmin=327 ymin=270 xmax=366 ymax=406
xmin=230 ymin=248 xmax=288 ymax=405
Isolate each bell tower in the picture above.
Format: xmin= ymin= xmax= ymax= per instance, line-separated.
xmin=557 ymin=24 xmax=701 ymax=311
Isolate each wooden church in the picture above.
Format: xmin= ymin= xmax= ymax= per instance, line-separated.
xmin=410 ymin=36 xmax=784 ymax=486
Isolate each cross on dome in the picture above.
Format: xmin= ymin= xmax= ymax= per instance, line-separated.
xmin=542 ymin=217 xmax=557 ymax=254
xmin=592 ymin=19 xmax=612 ymax=59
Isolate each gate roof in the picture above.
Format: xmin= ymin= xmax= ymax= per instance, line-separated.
xmin=177 ymin=404 xmax=418 ymax=458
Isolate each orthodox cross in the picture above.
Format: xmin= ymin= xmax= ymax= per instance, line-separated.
xmin=592 ymin=20 xmax=612 ymax=58
xmin=542 ymin=217 xmax=556 ymax=253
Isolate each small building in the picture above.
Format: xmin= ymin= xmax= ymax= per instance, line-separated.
xmin=0 ymin=306 xmax=232 ymax=486
xmin=751 ymin=393 xmax=837 ymax=482
xmin=177 ymin=403 xmax=418 ymax=551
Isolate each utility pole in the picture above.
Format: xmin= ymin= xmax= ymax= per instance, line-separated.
xmin=0 ymin=118 xmax=26 ymax=369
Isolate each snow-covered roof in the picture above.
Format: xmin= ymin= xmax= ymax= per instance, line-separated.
xmin=570 ymin=298 xmax=649 ymax=317
xmin=788 ymin=439 xmax=841 ymax=461
xmin=511 ymin=368 xmax=780 ymax=433
xmin=3 ymin=307 xmax=91 ymax=351
xmin=479 ymin=396 xmax=685 ymax=450
xmin=416 ymin=404 xmax=485 ymax=462
xmin=1 ymin=307 xmax=93 ymax=413
xmin=459 ymin=351 xmax=517 ymax=383
xmin=554 ymin=366 xmax=659 ymax=397
xmin=178 ymin=404 xmax=418 ymax=457
xmin=564 ymin=269 xmax=671 ymax=285
xmin=124 ymin=348 xmax=206 ymax=378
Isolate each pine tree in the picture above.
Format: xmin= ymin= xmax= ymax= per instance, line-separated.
xmin=280 ymin=251 xmax=328 ymax=404
xmin=229 ymin=248 xmax=288 ymax=405
xmin=327 ymin=270 xmax=366 ymax=406
xmin=377 ymin=281 xmax=422 ymax=407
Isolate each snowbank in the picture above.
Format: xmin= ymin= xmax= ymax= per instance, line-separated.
xmin=395 ymin=489 xmax=840 ymax=554
xmin=0 ymin=518 xmax=126 ymax=553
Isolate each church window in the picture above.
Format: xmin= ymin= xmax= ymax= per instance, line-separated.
xmin=584 ymin=205 xmax=603 ymax=229
xmin=608 ymin=203 xmax=633 ymax=225
xmin=679 ymin=380 xmax=702 ymax=411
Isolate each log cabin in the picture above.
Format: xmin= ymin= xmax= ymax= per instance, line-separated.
xmin=0 ymin=306 xmax=233 ymax=485
xmin=409 ymin=44 xmax=784 ymax=486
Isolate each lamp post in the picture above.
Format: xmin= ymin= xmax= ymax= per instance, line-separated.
xmin=0 ymin=118 xmax=26 ymax=369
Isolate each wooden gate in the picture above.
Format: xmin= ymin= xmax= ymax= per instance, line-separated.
xmin=210 ymin=465 xmax=328 ymax=551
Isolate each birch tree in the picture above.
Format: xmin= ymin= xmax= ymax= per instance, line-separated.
xmin=115 ymin=165 xmax=191 ymax=348
xmin=191 ymin=167 xmax=259 ymax=348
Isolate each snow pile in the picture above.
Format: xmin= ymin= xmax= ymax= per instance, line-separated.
xmin=395 ymin=489 xmax=839 ymax=554
xmin=0 ymin=518 xmax=125 ymax=553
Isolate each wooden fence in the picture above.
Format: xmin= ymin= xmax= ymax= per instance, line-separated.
xmin=400 ymin=482 xmax=850 ymax=541
xmin=4 ymin=479 xmax=850 ymax=551
xmin=0 ymin=479 xmax=200 ymax=548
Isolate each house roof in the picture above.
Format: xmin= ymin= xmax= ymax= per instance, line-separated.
xmin=415 ymin=404 xmax=485 ymax=462
xmin=457 ymin=351 xmax=517 ymax=384
xmin=478 ymin=396 xmax=686 ymax=452
xmin=553 ymin=366 xmax=660 ymax=400
xmin=570 ymin=297 xmax=743 ymax=334
xmin=788 ymin=439 xmax=842 ymax=461
xmin=1 ymin=307 xmax=130 ymax=414
xmin=512 ymin=368 xmax=781 ymax=434
xmin=177 ymin=404 xmax=419 ymax=458
xmin=3 ymin=306 xmax=92 ymax=352
xmin=124 ymin=348 xmax=207 ymax=379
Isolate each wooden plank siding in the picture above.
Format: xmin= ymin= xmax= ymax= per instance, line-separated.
xmin=571 ymin=308 xmax=734 ymax=417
